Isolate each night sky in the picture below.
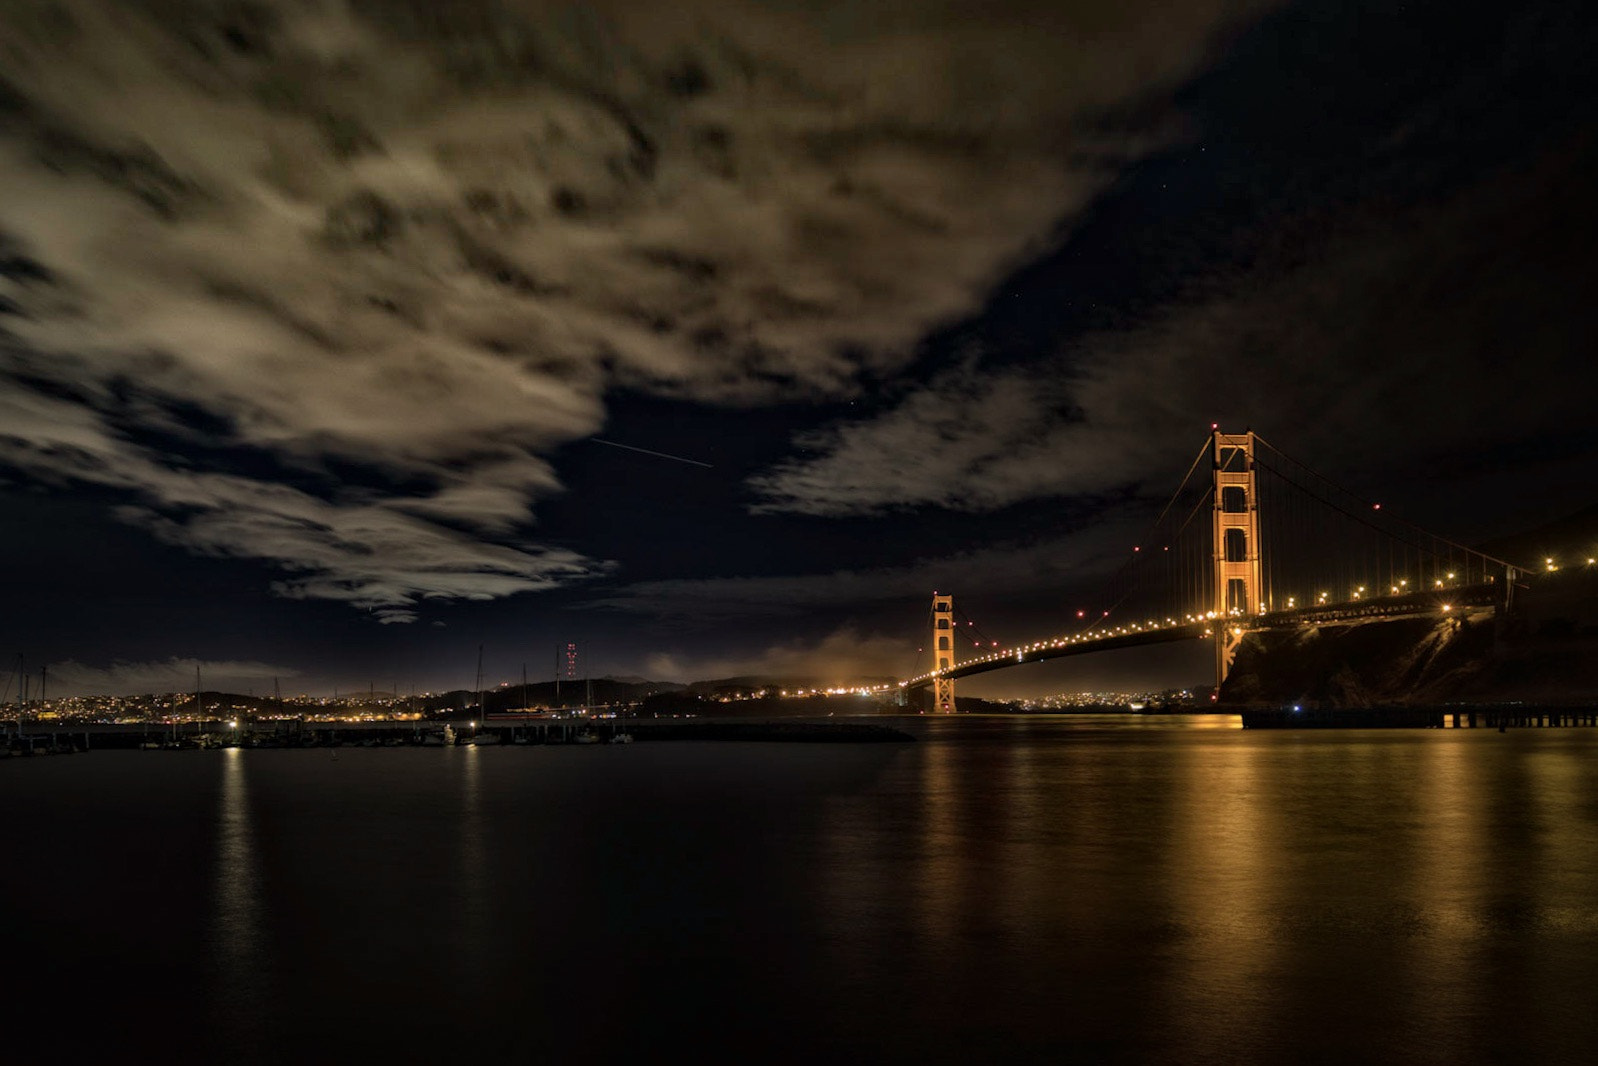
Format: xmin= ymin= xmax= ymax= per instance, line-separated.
xmin=2 ymin=0 xmax=1596 ymax=698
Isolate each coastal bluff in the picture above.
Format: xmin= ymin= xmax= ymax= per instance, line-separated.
xmin=1220 ymin=569 xmax=1598 ymax=707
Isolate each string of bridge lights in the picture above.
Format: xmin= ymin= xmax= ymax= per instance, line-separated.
xmin=903 ymin=556 xmax=1596 ymax=688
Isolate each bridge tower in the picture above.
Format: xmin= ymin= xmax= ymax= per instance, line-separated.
xmin=931 ymin=593 xmax=956 ymax=713
xmin=1212 ymin=430 xmax=1263 ymax=686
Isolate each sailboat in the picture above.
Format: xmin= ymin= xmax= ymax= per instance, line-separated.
xmin=465 ymin=645 xmax=500 ymax=744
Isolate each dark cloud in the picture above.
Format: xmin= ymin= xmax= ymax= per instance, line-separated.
xmin=589 ymin=522 xmax=1140 ymax=620
xmin=752 ymin=124 xmax=1598 ymax=519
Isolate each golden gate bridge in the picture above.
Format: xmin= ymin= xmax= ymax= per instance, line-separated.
xmin=902 ymin=429 xmax=1526 ymax=711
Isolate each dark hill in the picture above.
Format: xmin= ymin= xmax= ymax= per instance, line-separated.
xmin=1221 ymin=568 xmax=1598 ymax=706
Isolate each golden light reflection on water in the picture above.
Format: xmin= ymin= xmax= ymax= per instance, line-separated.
xmin=1415 ymin=737 xmax=1484 ymax=935
xmin=801 ymin=720 xmax=1598 ymax=1061
xmin=912 ymin=732 xmax=963 ymax=945
xmin=213 ymin=747 xmax=264 ymax=1045
xmin=214 ymin=748 xmax=260 ymax=957
xmin=457 ymin=745 xmax=490 ymax=977
xmin=991 ymin=729 xmax=1045 ymax=932
xmin=1403 ymin=735 xmax=1488 ymax=1061
xmin=1524 ymin=742 xmax=1598 ymax=934
xmin=1160 ymin=734 xmax=1276 ymax=1060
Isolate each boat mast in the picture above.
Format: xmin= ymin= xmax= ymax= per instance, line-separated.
xmin=474 ymin=644 xmax=484 ymax=722
xmin=2 ymin=654 xmax=16 ymax=739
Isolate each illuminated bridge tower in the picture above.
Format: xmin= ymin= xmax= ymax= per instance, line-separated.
xmin=1212 ymin=430 xmax=1263 ymax=687
xmin=931 ymin=593 xmax=956 ymax=713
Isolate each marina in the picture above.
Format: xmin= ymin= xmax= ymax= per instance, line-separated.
xmin=2 ymin=716 xmax=918 ymax=755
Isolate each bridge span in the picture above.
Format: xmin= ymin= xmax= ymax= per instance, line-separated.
xmin=899 ymin=429 xmax=1524 ymax=705
xmin=902 ymin=586 xmax=1501 ymax=693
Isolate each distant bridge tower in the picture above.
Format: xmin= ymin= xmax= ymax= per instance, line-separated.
xmin=931 ymin=593 xmax=956 ymax=713
xmin=1212 ymin=430 xmax=1263 ymax=686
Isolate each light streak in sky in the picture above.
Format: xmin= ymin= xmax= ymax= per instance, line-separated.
xmin=590 ymin=438 xmax=714 ymax=468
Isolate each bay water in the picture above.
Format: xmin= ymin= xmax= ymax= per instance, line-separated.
xmin=5 ymin=715 xmax=1598 ymax=1064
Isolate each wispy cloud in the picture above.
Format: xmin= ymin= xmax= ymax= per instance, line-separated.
xmin=40 ymin=657 xmax=300 ymax=697
xmin=643 ymin=625 xmax=909 ymax=685
xmin=0 ymin=0 xmax=1271 ymax=616
xmin=0 ymin=378 xmax=600 ymax=619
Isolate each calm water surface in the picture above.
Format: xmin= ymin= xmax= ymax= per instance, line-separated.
xmin=6 ymin=715 xmax=1598 ymax=1064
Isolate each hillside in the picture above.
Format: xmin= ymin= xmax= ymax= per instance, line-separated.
xmin=1220 ymin=568 xmax=1598 ymax=706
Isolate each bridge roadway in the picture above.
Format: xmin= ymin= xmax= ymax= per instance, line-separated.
xmin=903 ymin=581 xmax=1501 ymax=691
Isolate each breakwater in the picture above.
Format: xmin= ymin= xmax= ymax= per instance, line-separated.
xmin=1240 ymin=704 xmax=1598 ymax=729
xmin=4 ymin=717 xmax=915 ymax=754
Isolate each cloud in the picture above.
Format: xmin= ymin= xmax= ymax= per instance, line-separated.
xmin=0 ymin=0 xmax=1272 ymax=614
xmin=750 ymin=135 xmax=1598 ymax=517
xmin=642 ymin=625 xmax=908 ymax=684
xmin=0 ymin=374 xmax=600 ymax=617
xmin=747 ymin=362 xmax=1177 ymax=516
xmin=41 ymin=657 xmax=300 ymax=697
